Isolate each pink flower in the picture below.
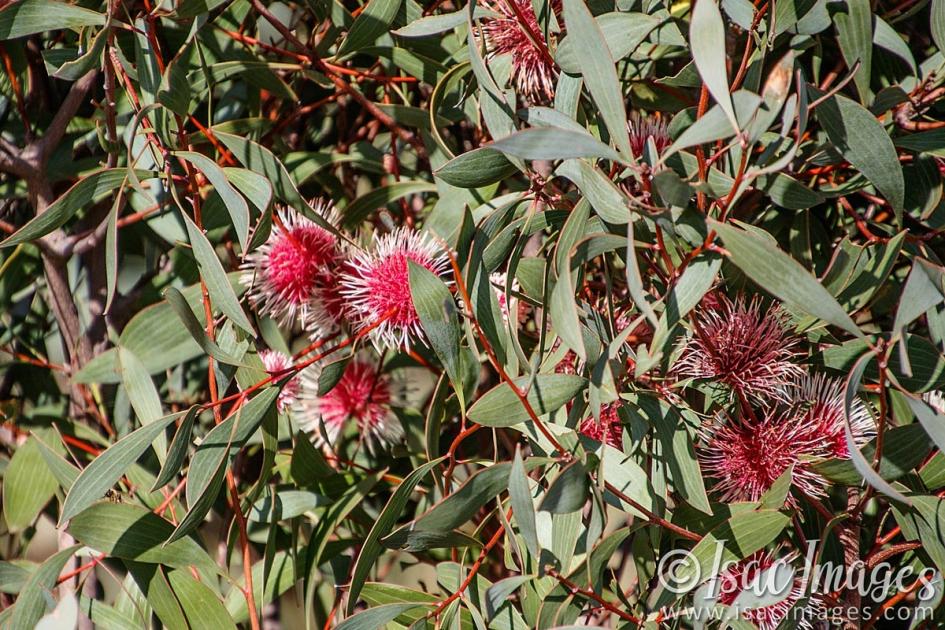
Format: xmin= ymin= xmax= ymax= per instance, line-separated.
xmin=480 ymin=0 xmax=558 ymax=101
xmin=714 ymin=551 xmax=816 ymax=630
xmin=675 ymin=295 xmax=804 ymax=406
xmin=627 ymin=112 xmax=671 ymax=158
xmin=259 ymin=350 xmax=300 ymax=413
xmin=699 ymin=410 xmax=831 ymax=504
xmin=490 ymin=272 xmax=521 ymax=324
xmin=791 ymin=374 xmax=873 ymax=459
xmin=296 ymin=359 xmax=403 ymax=450
xmin=579 ymin=402 xmax=623 ymax=449
xmin=340 ymin=228 xmax=449 ymax=350
xmin=240 ymin=203 xmax=344 ymax=336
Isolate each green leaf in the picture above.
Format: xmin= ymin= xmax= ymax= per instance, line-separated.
xmin=556 ymin=12 xmax=661 ymax=74
xmin=347 ymin=457 xmax=445 ymax=614
xmin=182 ymin=213 xmax=254 ymax=335
xmin=690 ymin=0 xmax=738 ymax=133
xmin=176 ymin=151 xmax=250 ymax=251
xmin=934 ymin=0 xmax=945 ymax=54
xmin=343 ymin=181 xmax=437 ymax=225
xmin=561 ymin=0 xmax=634 ymax=159
xmin=907 ymin=397 xmax=945 ymax=461
xmin=224 ymin=552 xmax=296 ymax=623
xmin=668 ymin=511 xmax=789 ymax=593
xmin=817 ymin=93 xmax=905 ymax=214
xmin=435 ymin=147 xmax=518 ymax=188
xmin=59 ymin=412 xmax=184 ymax=524
xmin=337 ymin=603 xmax=432 ymax=630
xmin=539 ymin=460 xmax=588 ymax=514
xmin=509 ymin=446 xmax=540 ymax=560
xmin=117 ymin=347 xmax=166 ymax=462
xmin=68 ymin=503 xmax=218 ymax=573
xmin=223 ymin=167 xmax=273 ymax=214
xmin=337 ymin=0 xmax=402 ymax=56
xmin=409 ymin=261 xmax=464 ymax=410
xmin=842 ymin=352 xmax=911 ymax=505
xmin=0 ymin=0 xmax=104 ymax=39
xmin=709 ymin=219 xmax=862 ymax=336
xmin=1 ymin=170 xmax=150 ymax=248
xmin=491 ymin=127 xmax=622 ymax=164
xmin=166 ymin=568 xmax=237 ymax=629
xmin=163 ymin=287 xmax=247 ymax=366
xmin=152 ymin=406 xmax=199 ymax=491
xmin=834 ymin=0 xmax=873 ymax=102
xmin=9 ymin=545 xmax=79 ymax=630
xmin=3 ymin=437 xmax=58 ymax=532
xmin=467 ymin=374 xmax=587 ymax=427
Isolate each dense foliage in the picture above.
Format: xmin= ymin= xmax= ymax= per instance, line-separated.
xmin=2 ymin=0 xmax=945 ymax=627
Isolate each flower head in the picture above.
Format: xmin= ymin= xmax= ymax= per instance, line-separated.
xmin=240 ymin=203 xmax=344 ymax=335
xmin=714 ymin=551 xmax=816 ymax=630
xmin=675 ymin=295 xmax=804 ymax=406
xmin=791 ymin=374 xmax=873 ymax=459
xmin=296 ymin=359 xmax=403 ymax=450
xmin=340 ymin=228 xmax=450 ymax=351
xmin=699 ymin=411 xmax=831 ymax=504
xmin=480 ymin=0 xmax=558 ymax=101
xmin=579 ymin=402 xmax=623 ymax=449
xmin=259 ymin=350 xmax=300 ymax=413
xmin=627 ymin=112 xmax=671 ymax=159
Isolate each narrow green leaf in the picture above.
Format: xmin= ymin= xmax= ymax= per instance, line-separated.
xmin=834 ymin=0 xmax=873 ymax=102
xmin=343 ymin=181 xmax=437 ymax=225
xmin=491 ymin=126 xmax=622 ymax=164
xmin=3 ymin=437 xmax=58 ymax=532
xmin=9 ymin=546 xmax=80 ymax=630
xmin=152 ymin=406 xmax=199 ymax=491
xmin=163 ymin=287 xmax=246 ymax=366
xmin=0 ymin=0 xmax=103 ymax=39
xmin=337 ymin=0 xmax=402 ymax=56
xmin=690 ymin=0 xmax=738 ymax=133
xmin=435 ymin=147 xmax=518 ymax=188
xmin=467 ymin=374 xmax=587 ymax=427
xmin=347 ymin=457 xmax=445 ymax=614
xmin=709 ymin=220 xmax=862 ymax=336
xmin=817 ymin=93 xmax=904 ymax=214
xmin=561 ymin=0 xmax=634 ymax=159
xmin=59 ymin=412 xmax=184 ymax=524
xmin=182 ymin=213 xmax=255 ymax=335
xmin=539 ymin=460 xmax=589 ymax=514
xmin=68 ymin=503 xmax=218 ymax=573
xmin=509 ymin=446 xmax=540 ymax=560
xmin=1 ymin=170 xmax=150 ymax=248
xmin=409 ymin=261 xmax=464 ymax=409
xmin=337 ymin=603 xmax=431 ymax=630
xmin=176 ymin=151 xmax=250 ymax=251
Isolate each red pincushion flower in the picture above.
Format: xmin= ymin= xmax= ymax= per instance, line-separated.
xmin=675 ymin=295 xmax=804 ymax=406
xmin=340 ymin=228 xmax=449 ymax=351
xmin=699 ymin=410 xmax=831 ymax=504
xmin=791 ymin=374 xmax=873 ymax=459
xmin=240 ymin=203 xmax=344 ymax=336
xmin=259 ymin=350 xmax=300 ymax=413
xmin=579 ymin=402 xmax=623 ymax=449
xmin=480 ymin=0 xmax=559 ymax=102
xmin=714 ymin=550 xmax=816 ymax=630
xmin=627 ymin=112 xmax=671 ymax=159
xmin=296 ymin=359 xmax=403 ymax=450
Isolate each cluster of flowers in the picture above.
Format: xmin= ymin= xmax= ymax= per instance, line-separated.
xmin=675 ymin=293 xmax=875 ymax=505
xmin=240 ymin=201 xmax=448 ymax=450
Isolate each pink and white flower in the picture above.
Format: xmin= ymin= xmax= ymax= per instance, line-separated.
xmin=698 ymin=410 xmax=831 ymax=504
xmin=480 ymin=0 xmax=559 ymax=101
xmin=259 ymin=349 xmax=300 ymax=413
xmin=627 ymin=112 xmax=671 ymax=159
xmin=240 ymin=202 xmax=344 ymax=337
xmin=675 ymin=295 xmax=804 ymax=406
xmin=713 ymin=550 xmax=817 ymax=630
xmin=791 ymin=374 xmax=873 ymax=459
xmin=340 ymin=228 xmax=450 ymax=351
xmin=579 ymin=402 xmax=623 ymax=449
xmin=296 ymin=359 xmax=403 ymax=450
